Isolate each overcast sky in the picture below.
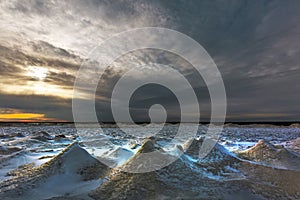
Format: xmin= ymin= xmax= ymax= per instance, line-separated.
xmin=0 ymin=0 xmax=299 ymax=122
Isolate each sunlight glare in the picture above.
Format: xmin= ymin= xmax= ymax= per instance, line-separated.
xmin=27 ymin=66 xmax=48 ymax=80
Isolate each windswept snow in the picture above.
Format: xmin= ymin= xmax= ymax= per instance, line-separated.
xmin=0 ymin=124 xmax=299 ymax=199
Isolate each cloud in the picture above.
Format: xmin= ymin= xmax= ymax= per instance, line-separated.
xmin=0 ymin=0 xmax=168 ymax=56
xmin=0 ymin=0 xmax=299 ymax=122
xmin=0 ymin=94 xmax=72 ymax=121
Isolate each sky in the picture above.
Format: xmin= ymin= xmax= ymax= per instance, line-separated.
xmin=0 ymin=0 xmax=299 ymax=122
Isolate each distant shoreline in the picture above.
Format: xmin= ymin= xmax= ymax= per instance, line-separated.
xmin=0 ymin=121 xmax=299 ymax=127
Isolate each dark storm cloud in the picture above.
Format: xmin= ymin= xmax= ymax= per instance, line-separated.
xmin=0 ymin=94 xmax=73 ymax=121
xmin=0 ymin=45 xmax=27 ymax=76
xmin=166 ymin=0 xmax=300 ymax=121
xmin=91 ymin=50 xmax=213 ymax=122
xmin=0 ymin=41 xmax=81 ymax=71
xmin=0 ymin=108 xmax=20 ymax=114
xmin=0 ymin=60 xmax=22 ymax=77
xmin=45 ymin=71 xmax=75 ymax=88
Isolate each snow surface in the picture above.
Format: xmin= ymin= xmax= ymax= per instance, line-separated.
xmin=0 ymin=124 xmax=299 ymax=199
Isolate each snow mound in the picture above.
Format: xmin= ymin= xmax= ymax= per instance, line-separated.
xmin=239 ymin=139 xmax=300 ymax=170
xmin=283 ymin=137 xmax=300 ymax=154
xmin=0 ymin=146 xmax=22 ymax=155
xmin=40 ymin=142 xmax=108 ymax=177
xmin=103 ymin=146 xmax=134 ymax=167
xmin=90 ymin=138 xmax=245 ymax=199
xmin=183 ymin=137 xmax=239 ymax=164
xmin=31 ymin=131 xmax=54 ymax=141
xmin=90 ymin=138 xmax=206 ymax=199
xmin=289 ymin=123 xmax=300 ymax=128
xmin=118 ymin=138 xmax=176 ymax=173
xmin=181 ymin=138 xmax=242 ymax=178
xmin=0 ymin=142 xmax=109 ymax=199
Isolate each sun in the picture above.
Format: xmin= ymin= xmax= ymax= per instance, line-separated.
xmin=27 ymin=66 xmax=48 ymax=81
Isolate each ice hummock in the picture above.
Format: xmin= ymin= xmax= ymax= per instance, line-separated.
xmin=0 ymin=142 xmax=109 ymax=200
xmin=238 ymin=139 xmax=300 ymax=170
xmin=91 ymin=137 xmax=242 ymax=199
xmin=283 ymin=137 xmax=300 ymax=154
xmin=91 ymin=136 xmax=300 ymax=200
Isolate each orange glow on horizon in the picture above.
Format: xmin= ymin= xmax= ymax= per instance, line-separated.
xmin=0 ymin=113 xmax=67 ymax=122
xmin=0 ymin=113 xmax=45 ymax=119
